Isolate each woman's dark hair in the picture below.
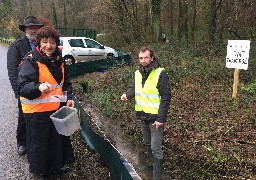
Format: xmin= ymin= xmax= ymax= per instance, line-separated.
xmin=36 ymin=26 xmax=60 ymax=47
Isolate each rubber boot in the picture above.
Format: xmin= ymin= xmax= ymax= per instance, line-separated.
xmin=152 ymin=158 xmax=163 ymax=180
xmin=146 ymin=147 xmax=153 ymax=169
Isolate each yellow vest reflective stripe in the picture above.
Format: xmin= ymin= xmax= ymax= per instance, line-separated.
xmin=20 ymin=62 xmax=65 ymax=113
xmin=135 ymin=68 xmax=163 ymax=114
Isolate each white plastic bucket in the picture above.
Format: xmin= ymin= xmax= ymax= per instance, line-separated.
xmin=50 ymin=106 xmax=80 ymax=136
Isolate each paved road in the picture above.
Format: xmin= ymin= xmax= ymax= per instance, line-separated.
xmin=0 ymin=45 xmax=36 ymax=179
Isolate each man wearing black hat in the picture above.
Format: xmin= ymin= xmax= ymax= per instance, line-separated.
xmin=7 ymin=16 xmax=44 ymax=155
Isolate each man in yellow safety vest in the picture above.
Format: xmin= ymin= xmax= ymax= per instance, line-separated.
xmin=121 ymin=46 xmax=171 ymax=180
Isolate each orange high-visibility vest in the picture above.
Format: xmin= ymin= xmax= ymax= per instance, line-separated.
xmin=20 ymin=62 xmax=65 ymax=113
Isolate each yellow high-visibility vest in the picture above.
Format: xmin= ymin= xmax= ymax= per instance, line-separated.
xmin=20 ymin=61 xmax=65 ymax=113
xmin=135 ymin=67 xmax=163 ymax=114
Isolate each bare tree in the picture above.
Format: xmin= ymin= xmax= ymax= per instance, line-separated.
xmin=208 ymin=0 xmax=222 ymax=43
xmin=151 ymin=0 xmax=162 ymax=42
xmin=170 ymin=0 xmax=174 ymax=37
xmin=1 ymin=0 xmax=256 ymax=45
xmin=52 ymin=0 xmax=58 ymax=28
xmin=183 ymin=0 xmax=188 ymax=44
xmin=63 ymin=0 xmax=67 ymax=29
xmin=177 ymin=0 xmax=182 ymax=41
xmin=191 ymin=0 xmax=196 ymax=42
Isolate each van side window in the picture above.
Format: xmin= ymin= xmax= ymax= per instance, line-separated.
xmin=84 ymin=39 xmax=101 ymax=49
xmin=68 ymin=39 xmax=84 ymax=47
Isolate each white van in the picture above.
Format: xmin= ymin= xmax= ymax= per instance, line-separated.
xmin=59 ymin=37 xmax=118 ymax=65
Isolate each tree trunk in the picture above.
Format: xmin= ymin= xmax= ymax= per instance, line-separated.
xmin=63 ymin=0 xmax=67 ymax=29
xmin=208 ymin=0 xmax=223 ymax=44
xmin=170 ymin=0 xmax=174 ymax=37
xmin=177 ymin=0 xmax=182 ymax=41
xmin=184 ymin=0 xmax=188 ymax=44
xmin=208 ymin=0 xmax=216 ymax=43
xmin=52 ymin=0 xmax=58 ymax=28
xmin=191 ymin=0 xmax=196 ymax=43
xmin=249 ymin=1 xmax=255 ymax=39
xmin=218 ymin=0 xmax=224 ymax=42
xmin=151 ymin=0 xmax=162 ymax=42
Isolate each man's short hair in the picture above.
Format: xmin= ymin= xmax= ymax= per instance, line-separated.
xmin=139 ymin=46 xmax=155 ymax=58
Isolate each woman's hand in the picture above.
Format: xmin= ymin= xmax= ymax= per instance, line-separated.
xmin=39 ymin=82 xmax=52 ymax=94
xmin=67 ymin=100 xmax=75 ymax=107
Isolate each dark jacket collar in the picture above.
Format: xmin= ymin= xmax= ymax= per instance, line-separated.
xmin=139 ymin=58 xmax=160 ymax=79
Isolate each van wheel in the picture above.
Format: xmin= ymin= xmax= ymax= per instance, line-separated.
xmin=64 ymin=56 xmax=75 ymax=65
xmin=107 ymin=54 xmax=117 ymax=65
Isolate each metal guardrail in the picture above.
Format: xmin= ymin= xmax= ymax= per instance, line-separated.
xmin=0 ymin=37 xmax=13 ymax=45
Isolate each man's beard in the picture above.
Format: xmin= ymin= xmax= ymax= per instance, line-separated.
xmin=26 ymin=33 xmax=36 ymax=42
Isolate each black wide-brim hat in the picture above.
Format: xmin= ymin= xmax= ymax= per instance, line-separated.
xmin=19 ymin=16 xmax=44 ymax=32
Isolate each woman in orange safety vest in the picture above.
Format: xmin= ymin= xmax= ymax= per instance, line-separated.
xmin=17 ymin=26 xmax=75 ymax=177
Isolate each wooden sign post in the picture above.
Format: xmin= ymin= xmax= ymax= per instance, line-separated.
xmin=232 ymin=69 xmax=240 ymax=98
xmin=226 ymin=40 xmax=251 ymax=98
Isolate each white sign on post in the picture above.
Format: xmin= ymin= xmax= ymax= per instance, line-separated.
xmin=226 ymin=40 xmax=251 ymax=70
